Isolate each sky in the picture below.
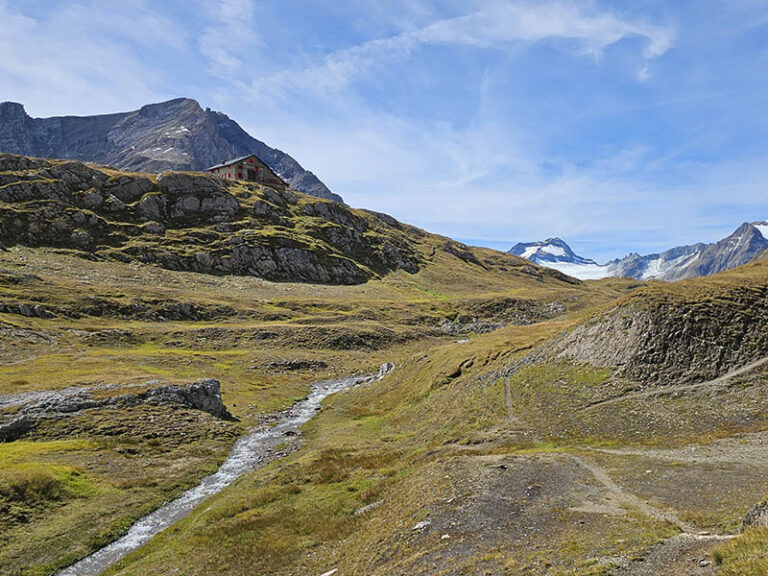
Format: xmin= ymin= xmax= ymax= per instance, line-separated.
xmin=1 ymin=0 xmax=767 ymax=262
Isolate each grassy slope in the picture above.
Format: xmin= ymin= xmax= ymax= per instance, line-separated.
xmin=0 ymin=238 xmax=616 ymax=576
xmin=97 ymin=260 xmax=768 ymax=576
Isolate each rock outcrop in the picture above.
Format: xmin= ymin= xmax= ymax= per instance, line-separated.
xmin=0 ymin=154 xmax=423 ymax=284
xmin=145 ymin=380 xmax=233 ymax=420
xmin=548 ymin=281 xmax=768 ymax=384
xmin=0 ymin=379 xmax=234 ymax=442
xmin=0 ymin=98 xmax=341 ymax=202
xmin=742 ymin=500 xmax=768 ymax=531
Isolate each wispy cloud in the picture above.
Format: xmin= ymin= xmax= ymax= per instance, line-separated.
xmin=249 ymin=0 xmax=674 ymax=98
xmin=199 ymin=0 xmax=259 ymax=77
xmin=0 ymin=0 xmax=178 ymax=116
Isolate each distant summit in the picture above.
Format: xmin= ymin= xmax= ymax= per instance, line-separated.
xmin=510 ymin=222 xmax=768 ymax=281
xmin=509 ymin=237 xmax=608 ymax=280
xmin=509 ymin=237 xmax=598 ymax=265
xmin=0 ymin=98 xmax=341 ymax=203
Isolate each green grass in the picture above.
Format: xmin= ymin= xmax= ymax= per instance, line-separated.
xmin=712 ymin=527 xmax=768 ymax=575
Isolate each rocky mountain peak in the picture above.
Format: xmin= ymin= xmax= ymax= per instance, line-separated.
xmin=136 ymin=97 xmax=202 ymax=119
xmin=0 ymin=99 xmax=342 ymax=203
xmin=509 ymin=237 xmax=597 ymax=266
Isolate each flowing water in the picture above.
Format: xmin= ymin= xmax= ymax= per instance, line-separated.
xmin=57 ymin=370 xmax=386 ymax=576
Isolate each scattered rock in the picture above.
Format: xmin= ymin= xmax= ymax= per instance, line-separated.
xmin=413 ymin=520 xmax=431 ymax=531
xmin=0 ymin=154 xmax=432 ymax=285
xmin=354 ymin=500 xmax=384 ymax=516
xmin=258 ymin=359 xmax=329 ymax=372
xmin=742 ymin=500 xmax=768 ymax=531
xmin=376 ymin=363 xmax=394 ymax=379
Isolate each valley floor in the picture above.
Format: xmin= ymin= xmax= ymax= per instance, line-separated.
xmin=1 ymin=247 xmax=766 ymax=576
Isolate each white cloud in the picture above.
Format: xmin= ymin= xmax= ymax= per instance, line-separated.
xmin=249 ymin=0 xmax=674 ymax=98
xmin=199 ymin=0 xmax=259 ymax=77
xmin=0 ymin=0 xmax=177 ymax=116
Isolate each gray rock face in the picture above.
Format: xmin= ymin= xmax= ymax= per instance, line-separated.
xmin=548 ymin=284 xmax=768 ymax=385
xmin=0 ymin=98 xmax=342 ymax=203
xmin=0 ymin=379 xmax=234 ymax=442
xmin=145 ymin=379 xmax=233 ymax=420
xmin=0 ymin=415 xmax=36 ymax=443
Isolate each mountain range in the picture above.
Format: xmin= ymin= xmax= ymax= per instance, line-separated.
xmin=0 ymin=98 xmax=342 ymax=203
xmin=510 ymin=221 xmax=768 ymax=281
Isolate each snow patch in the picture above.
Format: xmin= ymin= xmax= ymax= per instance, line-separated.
xmin=542 ymin=261 xmax=613 ymax=280
xmin=540 ymin=244 xmax=567 ymax=257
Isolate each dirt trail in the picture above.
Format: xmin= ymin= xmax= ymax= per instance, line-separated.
xmin=581 ymin=431 xmax=768 ymax=466
xmin=608 ymin=533 xmax=733 ymax=576
xmin=566 ymin=454 xmax=697 ymax=533
xmin=567 ymin=454 xmax=738 ymax=576
xmin=581 ymin=355 xmax=768 ymax=412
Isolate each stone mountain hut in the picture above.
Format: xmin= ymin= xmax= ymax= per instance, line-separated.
xmin=206 ymin=154 xmax=288 ymax=188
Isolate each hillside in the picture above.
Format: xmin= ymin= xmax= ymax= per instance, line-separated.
xmin=32 ymin=254 xmax=764 ymax=576
xmin=0 ymin=153 xmax=565 ymax=285
xmin=0 ymin=194 xmax=620 ymax=575
xmin=547 ymin=258 xmax=768 ymax=384
xmin=0 ymin=99 xmax=341 ymax=202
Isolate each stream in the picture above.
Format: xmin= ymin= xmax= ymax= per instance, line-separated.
xmin=58 ymin=366 xmax=391 ymax=576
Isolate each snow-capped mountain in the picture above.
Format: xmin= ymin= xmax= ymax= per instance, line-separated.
xmin=508 ymin=238 xmax=612 ymax=280
xmin=509 ymin=221 xmax=768 ymax=281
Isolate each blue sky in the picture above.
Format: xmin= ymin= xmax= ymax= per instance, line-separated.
xmin=1 ymin=0 xmax=767 ymax=261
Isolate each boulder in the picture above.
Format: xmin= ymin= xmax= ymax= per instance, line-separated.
xmin=0 ymin=415 xmax=36 ymax=442
xmin=742 ymin=500 xmax=768 ymax=531
xmin=146 ymin=379 xmax=233 ymax=419
xmin=137 ymin=194 xmax=166 ymax=221
xmin=106 ymin=176 xmax=154 ymax=203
